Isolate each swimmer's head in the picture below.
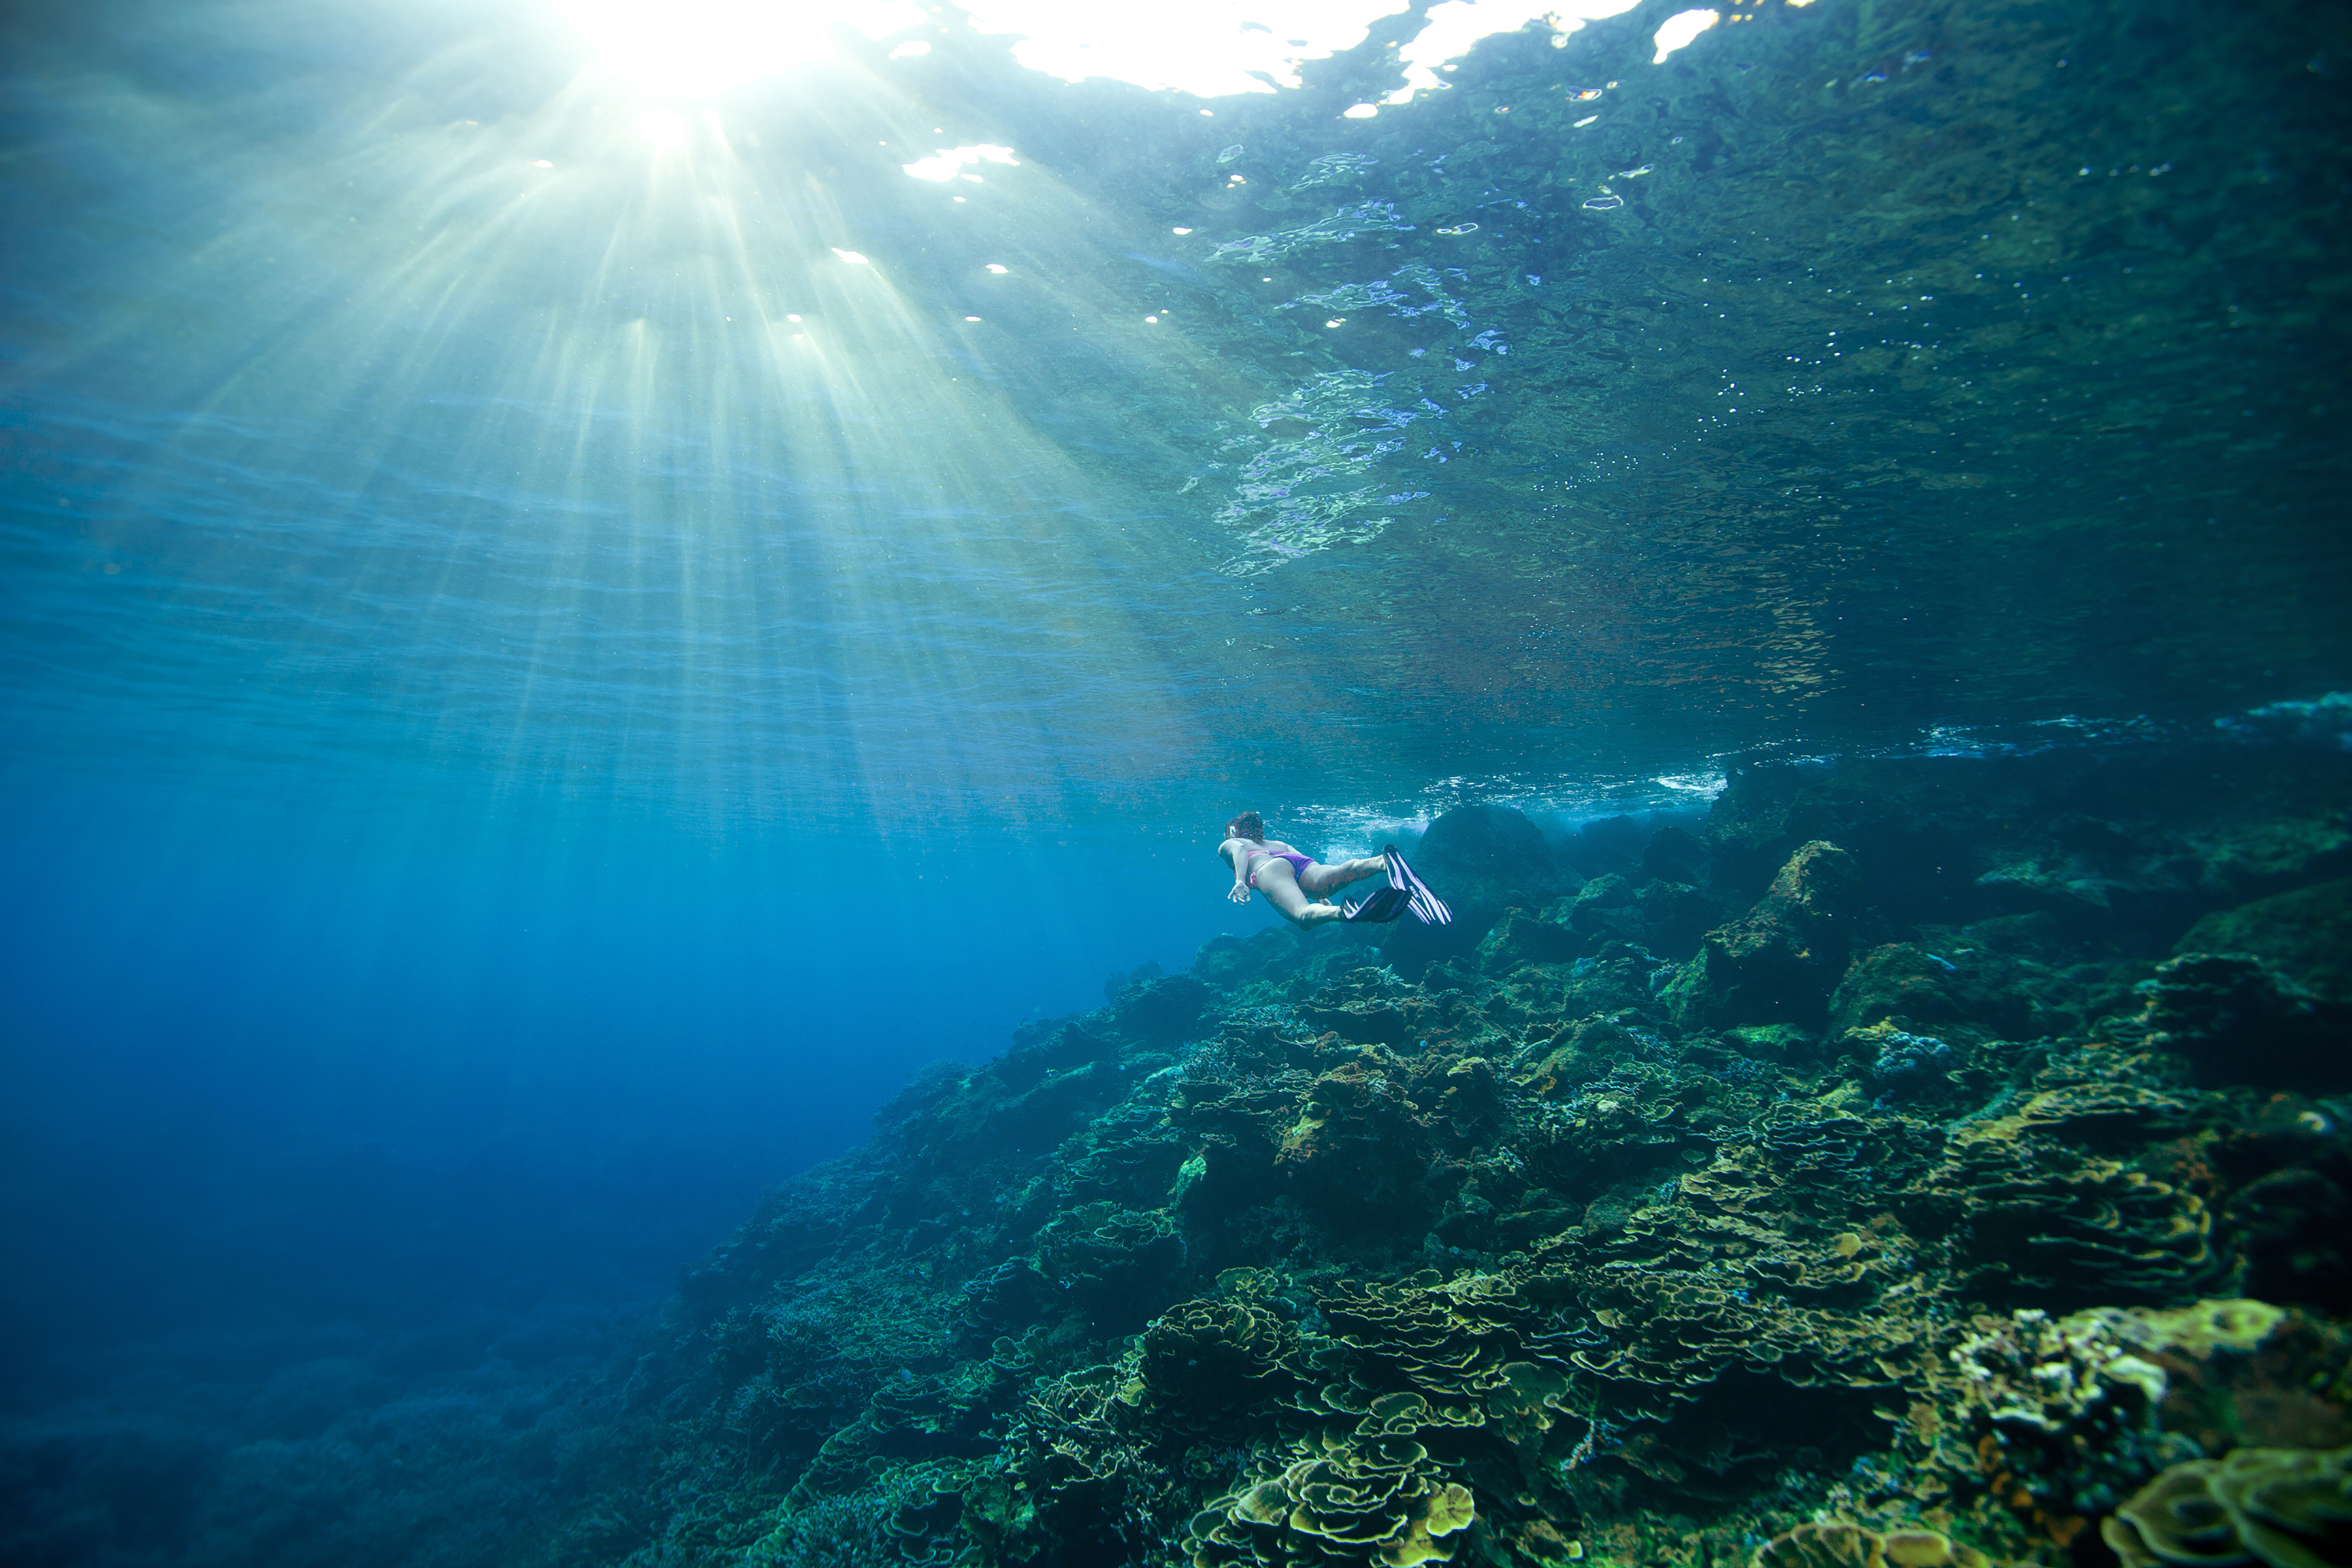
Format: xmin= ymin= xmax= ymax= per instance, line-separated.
xmin=1224 ymin=811 xmax=1265 ymax=842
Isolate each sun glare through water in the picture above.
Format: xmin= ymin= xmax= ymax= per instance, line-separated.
xmin=551 ymin=0 xmax=928 ymax=96
xmin=27 ymin=0 xmax=1746 ymax=829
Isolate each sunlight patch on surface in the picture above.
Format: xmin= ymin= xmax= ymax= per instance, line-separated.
xmin=553 ymin=0 xmax=924 ymax=96
xmin=559 ymin=0 xmax=1690 ymax=104
xmin=1651 ymin=8 xmax=1720 ymax=62
xmin=902 ymin=144 xmax=1021 ymax=182
xmin=956 ymin=0 xmax=1409 ymax=96
xmin=1388 ymin=1 xmax=1641 ymax=102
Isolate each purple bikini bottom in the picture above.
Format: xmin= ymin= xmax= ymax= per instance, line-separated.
xmin=1249 ymin=851 xmax=1315 ymax=889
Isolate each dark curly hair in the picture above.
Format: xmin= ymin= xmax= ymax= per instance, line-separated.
xmin=1224 ymin=811 xmax=1265 ymax=842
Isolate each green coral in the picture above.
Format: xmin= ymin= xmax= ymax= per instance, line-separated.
xmin=2102 ymin=1447 xmax=2352 ymax=1568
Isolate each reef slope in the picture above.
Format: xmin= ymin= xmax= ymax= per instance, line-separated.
xmin=569 ymin=744 xmax=2352 ymax=1568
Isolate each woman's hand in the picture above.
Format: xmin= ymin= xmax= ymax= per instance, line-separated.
xmin=1228 ymin=884 xmax=1250 ymax=904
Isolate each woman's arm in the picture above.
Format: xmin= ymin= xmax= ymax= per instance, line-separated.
xmin=1219 ymin=838 xmax=1252 ymax=903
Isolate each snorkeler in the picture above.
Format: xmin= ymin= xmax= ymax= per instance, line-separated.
xmin=1218 ymin=812 xmax=1453 ymax=929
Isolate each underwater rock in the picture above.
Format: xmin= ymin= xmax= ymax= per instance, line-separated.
xmin=1556 ymin=813 xmax=1650 ymax=881
xmin=1413 ymin=804 xmax=1569 ymax=910
xmin=1113 ymin=974 xmax=1216 ymax=1045
xmin=1386 ymin=804 xmax=1573 ymax=970
xmin=1831 ymin=942 xmax=2033 ymax=1042
xmin=1719 ymin=1021 xmax=1814 ymax=1064
xmin=2134 ymin=953 xmax=2352 ymax=1094
xmin=1705 ymin=749 xmax=2352 ymax=939
xmin=2220 ymin=1141 xmax=2352 ymax=1319
xmin=1477 ymin=906 xmax=1581 ymax=974
xmin=1273 ymin=1052 xmax=1441 ymax=1221
xmin=2177 ymin=879 xmax=2352 ymax=1005
xmin=2101 ymin=1445 xmax=2352 ymax=1568
xmin=1551 ymin=875 xmax=1721 ymax=963
xmin=1105 ymin=958 xmax=1166 ymax=1002
xmin=1662 ymin=840 xmax=1864 ymax=1029
xmin=1194 ymin=928 xmax=1297 ymax=990
xmin=1641 ymin=825 xmax=1712 ymax=886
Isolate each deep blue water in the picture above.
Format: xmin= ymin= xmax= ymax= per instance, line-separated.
xmin=3 ymin=0 xmax=2347 ymax=1561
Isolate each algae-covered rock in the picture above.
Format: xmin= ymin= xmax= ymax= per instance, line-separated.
xmin=2136 ymin=953 xmax=2352 ymax=1094
xmin=1114 ymin=973 xmax=1216 ymax=1043
xmin=1721 ymin=1021 xmax=1814 ymax=1063
xmin=2178 ymin=879 xmax=2352 ymax=1004
xmin=1478 ymin=906 xmax=1580 ymax=974
xmin=1831 ymin=941 xmax=2032 ymax=1041
xmin=1385 ymin=804 xmax=1573 ymax=972
xmin=1641 ymin=825 xmax=1711 ymax=885
xmin=1663 ymin=840 xmax=1864 ymax=1029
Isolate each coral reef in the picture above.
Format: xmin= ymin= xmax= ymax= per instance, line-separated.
xmin=2101 ymin=1446 xmax=2352 ymax=1568
xmin=578 ymin=745 xmax=2352 ymax=1568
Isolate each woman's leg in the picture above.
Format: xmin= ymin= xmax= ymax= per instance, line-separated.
xmin=1255 ymin=861 xmax=1343 ymax=928
xmin=1298 ymin=856 xmax=1386 ymax=898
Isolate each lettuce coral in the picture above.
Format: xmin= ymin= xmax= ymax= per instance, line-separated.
xmin=2102 ymin=1446 xmax=2352 ymax=1568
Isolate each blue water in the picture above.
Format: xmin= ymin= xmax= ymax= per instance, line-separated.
xmin=3 ymin=0 xmax=2347 ymax=1561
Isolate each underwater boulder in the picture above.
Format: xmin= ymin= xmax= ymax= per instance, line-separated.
xmin=1477 ymin=906 xmax=1580 ymax=974
xmin=2136 ymin=953 xmax=2352 ymax=1094
xmin=1830 ymin=943 xmax=1968 ymax=1036
xmin=1700 ymin=756 xmax=1997 ymax=913
xmin=1112 ymin=973 xmax=1214 ymax=1045
xmin=1662 ymin=841 xmax=1864 ymax=1030
xmin=1557 ymin=813 xmax=1649 ymax=880
xmin=1642 ymin=824 xmax=1712 ymax=885
xmin=2227 ymin=1168 xmax=2352 ymax=1316
xmin=1635 ymin=880 xmax=1723 ymax=960
xmin=2184 ymin=810 xmax=2352 ymax=904
xmin=1411 ymin=802 xmax=1568 ymax=908
xmin=1384 ymin=803 xmax=1571 ymax=972
xmin=2176 ymin=877 xmax=2352 ymax=1004
xmin=1190 ymin=928 xmax=1293 ymax=992
xmin=1103 ymin=958 xmax=1164 ymax=1002
xmin=1563 ymin=872 xmax=1641 ymax=943
xmin=1829 ymin=942 xmax=2034 ymax=1041
xmin=1273 ymin=1054 xmax=1439 ymax=1226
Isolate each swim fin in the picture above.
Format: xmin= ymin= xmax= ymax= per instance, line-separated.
xmin=1382 ymin=845 xmax=1452 ymax=925
xmin=1341 ymin=885 xmax=1410 ymax=924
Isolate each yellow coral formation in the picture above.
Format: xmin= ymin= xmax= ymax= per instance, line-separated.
xmin=1187 ymin=1437 xmax=1478 ymax=1568
xmin=1751 ymin=1522 xmax=1991 ymax=1568
xmin=2102 ymin=1446 xmax=2352 ymax=1568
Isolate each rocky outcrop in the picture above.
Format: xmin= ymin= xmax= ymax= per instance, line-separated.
xmin=2177 ymin=878 xmax=2352 ymax=1004
xmin=1661 ymin=840 xmax=1865 ymax=1028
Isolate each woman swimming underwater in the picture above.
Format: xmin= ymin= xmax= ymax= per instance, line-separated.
xmin=1217 ymin=811 xmax=1452 ymax=929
